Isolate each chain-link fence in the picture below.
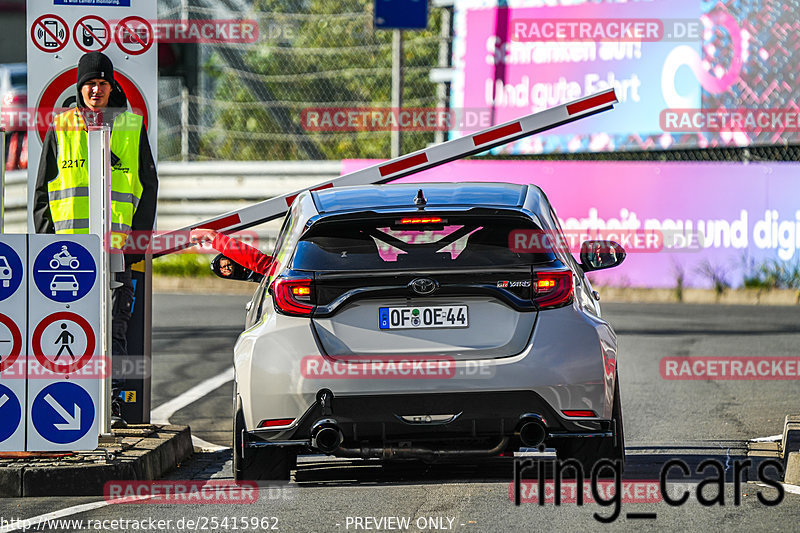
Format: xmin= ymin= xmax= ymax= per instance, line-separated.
xmin=499 ymin=144 xmax=800 ymax=162
xmin=157 ymin=0 xmax=797 ymax=164
xmin=158 ymin=0 xmax=444 ymax=162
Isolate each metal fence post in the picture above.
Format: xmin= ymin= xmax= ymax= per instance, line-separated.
xmin=87 ymin=125 xmax=112 ymax=436
xmin=391 ymin=29 xmax=404 ymax=158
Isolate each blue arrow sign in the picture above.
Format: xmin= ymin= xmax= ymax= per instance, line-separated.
xmin=32 ymin=382 xmax=95 ymax=444
xmin=33 ymin=241 xmax=96 ymax=303
xmin=0 ymin=241 xmax=24 ymax=302
xmin=0 ymin=384 xmax=22 ymax=442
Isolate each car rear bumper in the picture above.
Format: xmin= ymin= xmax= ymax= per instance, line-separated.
xmin=236 ymin=304 xmax=618 ymax=433
xmin=245 ymin=390 xmax=613 ymax=458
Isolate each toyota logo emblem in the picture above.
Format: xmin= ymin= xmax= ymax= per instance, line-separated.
xmin=409 ymin=278 xmax=437 ymax=295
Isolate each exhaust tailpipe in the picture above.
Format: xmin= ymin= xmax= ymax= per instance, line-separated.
xmin=311 ymin=420 xmax=343 ymax=453
xmin=519 ymin=419 xmax=547 ymax=448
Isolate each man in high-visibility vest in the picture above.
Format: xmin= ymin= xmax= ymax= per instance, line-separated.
xmin=34 ymin=52 xmax=158 ymax=424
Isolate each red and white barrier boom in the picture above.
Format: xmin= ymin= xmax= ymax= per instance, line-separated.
xmin=155 ymin=89 xmax=618 ymax=256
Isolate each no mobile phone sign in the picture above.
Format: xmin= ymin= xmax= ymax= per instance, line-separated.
xmin=31 ymin=14 xmax=69 ymax=53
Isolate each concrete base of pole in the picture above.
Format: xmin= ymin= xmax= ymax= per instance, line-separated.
xmin=785 ymin=452 xmax=800 ymax=485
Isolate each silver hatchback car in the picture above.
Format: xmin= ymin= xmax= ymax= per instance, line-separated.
xmin=230 ymin=182 xmax=626 ymax=480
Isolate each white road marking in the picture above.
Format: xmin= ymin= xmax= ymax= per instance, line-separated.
xmin=755 ymin=482 xmax=800 ymax=496
xmin=0 ymin=500 xmax=110 ymax=533
xmin=150 ymin=366 xmax=234 ymax=451
xmin=0 ymin=496 xmax=154 ymax=533
xmin=751 ymin=434 xmax=783 ymax=442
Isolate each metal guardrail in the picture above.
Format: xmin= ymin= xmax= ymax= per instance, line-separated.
xmin=2 ymin=161 xmax=344 ymax=247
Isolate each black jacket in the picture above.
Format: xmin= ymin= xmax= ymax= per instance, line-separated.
xmin=33 ymin=81 xmax=158 ymax=263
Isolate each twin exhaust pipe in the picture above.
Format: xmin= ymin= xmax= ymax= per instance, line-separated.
xmin=310 ymin=416 xmax=548 ymax=454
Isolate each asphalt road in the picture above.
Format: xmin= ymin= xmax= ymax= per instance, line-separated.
xmin=4 ymin=294 xmax=800 ymax=533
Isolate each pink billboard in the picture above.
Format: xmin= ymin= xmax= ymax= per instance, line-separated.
xmin=450 ymin=0 xmax=800 ymax=154
xmin=342 ymin=159 xmax=800 ymax=289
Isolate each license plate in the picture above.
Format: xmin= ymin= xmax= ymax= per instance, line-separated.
xmin=378 ymin=305 xmax=468 ymax=330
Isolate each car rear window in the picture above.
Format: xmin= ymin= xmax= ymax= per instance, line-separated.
xmin=291 ymin=215 xmax=554 ymax=271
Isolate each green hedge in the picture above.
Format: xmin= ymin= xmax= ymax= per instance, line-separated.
xmin=152 ymin=253 xmax=213 ymax=277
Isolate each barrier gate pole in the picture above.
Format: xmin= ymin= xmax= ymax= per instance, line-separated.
xmin=88 ymin=125 xmax=112 ymax=436
xmin=1 ymin=129 xmax=5 ymax=234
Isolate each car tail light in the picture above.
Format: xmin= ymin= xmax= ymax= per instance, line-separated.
xmin=258 ymin=418 xmax=296 ymax=428
xmin=533 ymin=270 xmax=573 ymax=309
xmin=272 ymin=278 xmax=314 ymax=316
xmin=562 ymin=410 xmax=597 ymax=417
xmin=397 ymin=217 xmax=444 ymax=224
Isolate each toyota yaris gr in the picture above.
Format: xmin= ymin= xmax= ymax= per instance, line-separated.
xmin=231 ymin=183 xmax=626 ymax=480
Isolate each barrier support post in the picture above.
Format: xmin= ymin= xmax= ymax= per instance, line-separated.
xmin=1 ymin=129 xmax=5 ymax=233
xmin=87 ymin=125 xmax=113 ymax=437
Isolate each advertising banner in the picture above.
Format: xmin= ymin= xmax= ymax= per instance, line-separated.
xmin=342 ymin=159 xmax=800 ymax=288
xmin=450 ymin=0 xmax=800 ymax=154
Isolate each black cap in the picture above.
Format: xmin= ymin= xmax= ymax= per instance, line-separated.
xmin=76 ymin=52 xmax=115 ymax=89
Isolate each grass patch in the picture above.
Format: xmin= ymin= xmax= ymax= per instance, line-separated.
xmin=743 ymin=258 xmax=800 ymax=291
xmin=152 ymin=253 xmax=213 ymax=277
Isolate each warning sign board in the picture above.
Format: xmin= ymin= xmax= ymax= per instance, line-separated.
xmin=30 ymin=14 xmax=69 ymax=53
xmin=115 ymin=16 xmax=154 ymax=55
xmin=26 ymin=234 xmax=101 ymax=451
xmin=26 ymin=0 xmax=157 ymax=232
xmin=0 ymin=314 xmax=23 ymax=372
xmin=74 ymin=15 xmax=111 ymax=54
xmin=28 ymin=379 xmax=99 ymax=450
xmin=32 ymin=311 xmax=96 ymax=375
xmin=0 ymin=235 xmax=26 ymax=452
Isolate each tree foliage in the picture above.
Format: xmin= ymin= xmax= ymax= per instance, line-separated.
xmin=199 ymin=0 xmax=442 ymax=160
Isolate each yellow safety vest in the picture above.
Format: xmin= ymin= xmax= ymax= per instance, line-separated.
xmin=49 ymin=108 xmax=144 ymax=249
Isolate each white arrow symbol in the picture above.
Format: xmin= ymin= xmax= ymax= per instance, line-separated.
xmin=44 ymin=394 xmax=81 ymax=430
xmin=0 ymin=394 xmax=8 ymax=409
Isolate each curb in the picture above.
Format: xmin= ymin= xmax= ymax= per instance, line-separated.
xmin=782 ymin=415 xmax=800 ymax=483
xmin=0 ymin=425 xmax=193 ymax=498
xmin=786 ymin=453 xmax=800 ymax=486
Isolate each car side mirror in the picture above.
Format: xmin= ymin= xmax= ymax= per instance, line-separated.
xmin=579 ymin=240 xmax=626 ymax=272
xmin=211 ymin=254 xmax=263 ymax=282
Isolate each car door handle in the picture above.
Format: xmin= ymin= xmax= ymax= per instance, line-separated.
xmin=245 ymin=301 xmax=253 ymax=311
